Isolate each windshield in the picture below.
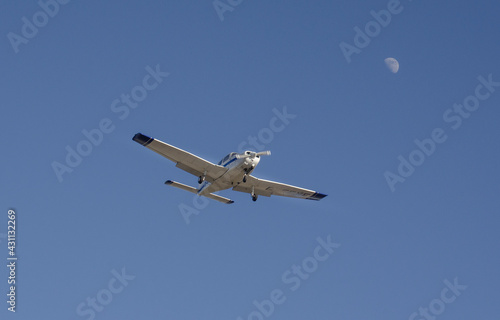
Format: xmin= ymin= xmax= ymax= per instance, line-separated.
xmin=217 ymin=152 xmax=237 ymax=165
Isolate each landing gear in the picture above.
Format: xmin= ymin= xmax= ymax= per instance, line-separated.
xmin=198 ymin=171 xmax=207 ymax=184
xmin=251 ymin=185 xmax=257 ymax=202
xmin=243 ymin=166 xmax=254 ymax=183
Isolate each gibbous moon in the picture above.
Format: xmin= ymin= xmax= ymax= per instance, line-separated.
xmin=384 ymin=57 xmax=399 ymax=73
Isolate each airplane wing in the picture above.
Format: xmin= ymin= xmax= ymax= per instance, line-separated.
xmin=133 ymin=133 xmax=227 ymax=182
xmin=232 ymin=175 xmax=327 ymax=200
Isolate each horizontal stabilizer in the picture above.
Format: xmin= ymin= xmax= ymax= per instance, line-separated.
xmin=165 ymin=180 xmax=198 ymax=194
xmin=165 ymin=180 xmax=234 ymax=204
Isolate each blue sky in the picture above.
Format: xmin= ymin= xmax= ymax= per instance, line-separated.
xmin=1 ymin=0 xmax=499 ymax=319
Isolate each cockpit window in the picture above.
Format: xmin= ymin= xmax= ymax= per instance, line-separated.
xmin=218 ymin=153 xmax=237 ymax=165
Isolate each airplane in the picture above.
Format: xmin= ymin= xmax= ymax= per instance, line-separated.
xmin=132 ymin=133 xmax=327 ymax=204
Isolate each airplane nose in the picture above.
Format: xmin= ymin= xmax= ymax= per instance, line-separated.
xmin=244 ymin=155 xmax=260 ymax=166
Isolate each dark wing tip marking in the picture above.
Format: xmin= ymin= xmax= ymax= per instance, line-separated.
xmin=306 ymin=192 xmax=328 ymax=201
xmin=165 ymin=180 xmax=173 ymax=185
xmin=227 ymin=200 xmax=235 ymax=204
xmin=133 ymin=133 xmax=154 ymax=146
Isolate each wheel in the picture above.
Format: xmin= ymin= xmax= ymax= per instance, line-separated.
xmin=252 ymin=195 xmax=258 ymax=202
xmin=243 ymin=176 xmax=247 ymax=183
xmin=198 ymin=176 xmax=204 ymax=184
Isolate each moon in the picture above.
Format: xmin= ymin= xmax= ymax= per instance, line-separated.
xmin=384 ymin=57 xmax=399 ymax=73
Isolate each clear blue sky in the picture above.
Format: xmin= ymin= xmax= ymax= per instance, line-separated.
xmin=1 ymin=0 xmax=499 ymax=319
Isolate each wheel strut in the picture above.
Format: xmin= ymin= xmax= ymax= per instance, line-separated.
xmin=251 ymin=186 xmax=257 ymax=201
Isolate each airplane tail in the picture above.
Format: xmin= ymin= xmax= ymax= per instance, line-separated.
xmin=164 ymin=180 xmax=234 ymax=204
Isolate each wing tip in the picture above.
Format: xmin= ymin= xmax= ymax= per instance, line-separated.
xmin=307 ymin=192 xmax=328 ymax=201
xmin=133 ymin=132 xmax=154 ymax=146
xmin=227 ymin=200 xmax=235 ymax=204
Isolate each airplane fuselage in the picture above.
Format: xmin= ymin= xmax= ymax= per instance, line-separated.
xmin=197 ymin=151 xmax=260 ymax=195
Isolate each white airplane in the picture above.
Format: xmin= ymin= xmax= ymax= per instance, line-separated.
xmin=132 ymin=133 xmax=327 ymax=204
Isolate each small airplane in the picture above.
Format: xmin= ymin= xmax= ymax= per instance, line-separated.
xmin=132 ymin=133 xmax=327 ymax=204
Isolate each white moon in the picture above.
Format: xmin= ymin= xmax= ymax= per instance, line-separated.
xmin=384 ymin=57 xmax=399 ymax=73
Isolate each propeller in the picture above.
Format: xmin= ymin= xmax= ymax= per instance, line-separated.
xmin=236 ymin=151 xmax=271 ymax=159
